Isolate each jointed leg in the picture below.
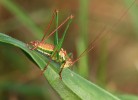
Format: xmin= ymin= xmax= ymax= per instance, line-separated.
xmin=41 ymin=50 xmax=58 ymax=75
xmin=59 ymin=63 xmax=66 ymax=80
xmin=30 ymin=13 xmax=73 ymax=51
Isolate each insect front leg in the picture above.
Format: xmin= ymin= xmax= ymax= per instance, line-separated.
xmin=30 ymin=10 xmax=56 ymax=50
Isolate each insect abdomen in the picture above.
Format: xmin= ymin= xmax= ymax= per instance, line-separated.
xmin=36 ymin=43 xmax=67 ymax=63
xmin=36 ymin=43 xmax=54 ymax=56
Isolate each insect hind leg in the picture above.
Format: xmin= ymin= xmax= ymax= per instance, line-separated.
xmin=41 ymin=50 xmax=58 ymax=75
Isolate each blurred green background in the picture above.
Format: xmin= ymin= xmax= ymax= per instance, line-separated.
xmin=0 ymin=0 xmax=138 ymax=99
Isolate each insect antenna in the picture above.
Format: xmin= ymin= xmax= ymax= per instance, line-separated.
xmin=41 ymin=10 xmax=57 ymax=43
xmin=72 ymin=0 xmax=136 ymax=65
xmin=72 ymin=25 xmax=106 ymax=65
xmin=31 ymin=10 xmax=73 ymax=50
xmin=31 ymin=10 xmax=56 ymax=50
xmin=42 ymin=15 xmax=73 ymax=43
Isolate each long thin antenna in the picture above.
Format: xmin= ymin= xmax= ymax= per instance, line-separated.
xmin=41 ymin=10 xmax=57 ymax=43
xmin=72 ymin=0 xmax=136 ymax=65
xmin=31 ymin=10 xmax=56 ymax=50
xmin=43 ymin=15 xmax=73 ymax=42
xmin=31 ymin=14 xmax=73 ymax=50
xmin=72 ymin=26 xmax=106 ymax=65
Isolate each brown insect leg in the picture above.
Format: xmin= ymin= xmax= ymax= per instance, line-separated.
xmin=31 ymin=10 xmax=56 ymax=50
xmin=41 ymin=50 xmax=58 ymax=75
xmin=59 ymin=63 xmax=66 ymax=80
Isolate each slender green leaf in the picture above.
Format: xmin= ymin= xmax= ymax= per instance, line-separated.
xmin=78 ymin=0 xmax=89 ymax=78
xmin=119 ymin=94 xmax=138 ymax=100
xmin=0 ymin=33 xmax=121 ymax=100
xmin=123 ymin=0 xmax=138 ymax=36
xmin=96 ymin=39 xmax=108 ymax=87
xmin=0 ymin=82 xmax=46 ymax=96
xmin=0 ymin=0 xmax=43 ymax=38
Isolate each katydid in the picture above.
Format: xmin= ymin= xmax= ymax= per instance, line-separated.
xmin=28 ymin=10 xmax=74 ymax=79
xmin=28 ymin=0 xmax=136 ymax=80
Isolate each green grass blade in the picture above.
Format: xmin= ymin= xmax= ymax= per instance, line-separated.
xmin=96 ymin=39 xmax=108 ymax=87
xmin=0 ymin=33 xmax=79 ymax=99
xmin=0 ymin=82 xmax=47 ymax=96
xmin=123 ymin=0 xmax=138 ymax=36
xmin=0 ymin=0 xmax=43 ymax=38
xmin=118 ymin=94 xmax=138 ymax=100
xmin=0 ymin=33 xmax=122 ymax=100
xmin=77 ymin=0 xmax=89 ymax=78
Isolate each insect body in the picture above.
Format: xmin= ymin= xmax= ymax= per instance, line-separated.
xmin=29 ymin=41 xmax=73 ymax=79
xmin=28 ymin=12 xmax=74 ymax=79
xmin=29 ymin=41 xmax=73 ymax=68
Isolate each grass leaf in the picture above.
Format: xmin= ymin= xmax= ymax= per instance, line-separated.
xmin=118 ymin=94 xmax=138 ymax=100
xmin=0 ymin=0 xmax=43 ymax=38
xmin=0 ymin=33 xmax=122 ymax=100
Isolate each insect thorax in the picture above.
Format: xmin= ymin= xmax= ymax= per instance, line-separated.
xmin=34 ymin=43 xmax=72 ymax=68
